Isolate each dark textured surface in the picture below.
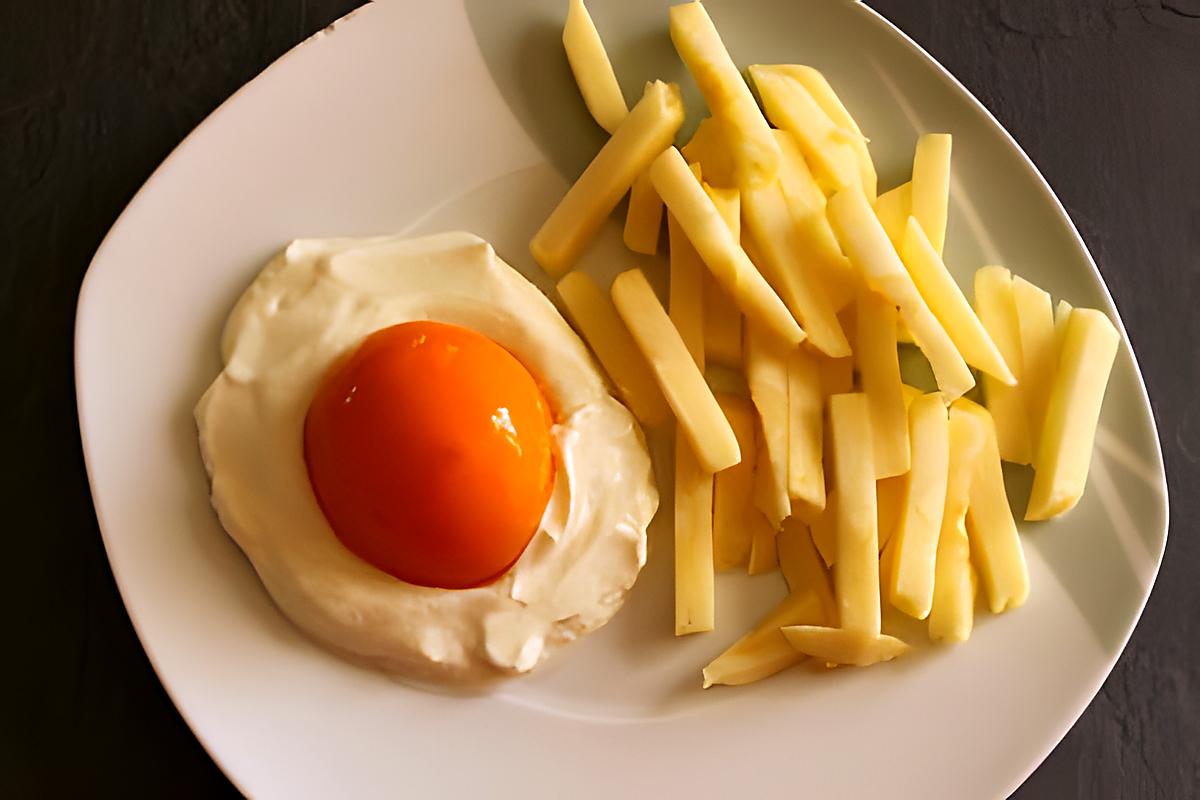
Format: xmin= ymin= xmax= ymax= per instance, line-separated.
xmin=1 ymin=1 xmax=1194 ymax=797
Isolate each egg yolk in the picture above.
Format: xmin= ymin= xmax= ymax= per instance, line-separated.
xmin=303 ymin=321 xmax=555 ymax=590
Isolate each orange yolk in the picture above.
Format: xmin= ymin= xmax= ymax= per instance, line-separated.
xmin=303 ymin=321 xmax=555 ymax=590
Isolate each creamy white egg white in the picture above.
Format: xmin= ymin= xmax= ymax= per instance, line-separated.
xmin=195 ymin=232 xmax=658 ymax=686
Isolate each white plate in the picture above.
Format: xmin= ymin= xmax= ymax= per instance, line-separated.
xmin=76 ymin=1 xmax=1168 ymax=797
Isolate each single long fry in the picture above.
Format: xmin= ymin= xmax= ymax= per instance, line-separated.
xmin=532 ymin=80 xmax=684 ymax=276
xmin=701 ymin=589 xmax=825 ymax=688
xmin=563 ymin=0 xmax=628 ymax=133
xmin=556 ymin=272 xmax=671 ymax=427
xmin=887 ymin=393 xmax=950 ymax=620
xmin=1012 ymin=276 xmax=1057 ymax=445
xmin=911 ymin=133 xmax=952 ymax=255
xmin=623 ymin=172 xmax=663 ymax=255
xmin=611 ymin=268 xmax=740 ymax=472
xmin=781 ymin=626 xmax=908 ymax=667
xmin=713 ymin=394 xmax=756 ymax=571
xmin=745 ymin=321 xmax=792 ymax=528
xmin=1026 ymin=308 xmax=1120 ymax=520
xmin=829 ymin=393 xmax=880 ymax=635
xmin=901 ymin=218 xmax=1015 ymax=384
xmin=974 ymin=265 xmax=1033 ymax=463
xmin=651 ymin=147 xmax=805 ymax=345
xmin=669 ymin=2 xmax=780 ymax=187
xmin=856 ymin=290 xmax=910 ymax=478
xmin=787 ymin=347 xmax=825 ymax=508
xmin=674 ymin=432 xmax=715 ymax=635
xmin=959 ymin=399 xmax=1030 ymax=613
xmin=875 ymin=181 xmax=912 ymax=248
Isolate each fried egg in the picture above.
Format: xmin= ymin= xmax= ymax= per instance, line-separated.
xmin=196 ymin=232 xmax=657 ymax=685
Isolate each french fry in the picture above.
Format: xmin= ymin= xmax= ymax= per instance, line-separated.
xmin=681 ymin=117 xmax=736 ymax=188
xmin=928 ymin=401 xmax=987 ymax=642
xmin=562 ymin=0 xmax=628 ymax=134
xmin=781 ymin=626 xmax=908 ymax=667
xmin=829 ymin=393 xmax=880 ymax=635
xmin=911 ymin=133 xmax=952 ymax=255
xmin=827 ymin=187 xmax=975 ymax=400
xmin=611 ymin=268 xmax=740 ymax=472
xmin=701 ymin=589 xmax=826 ymax=687
xmin=742 ymin=181 xmax=851 ymax=357
xmin=1026 ymin=308 xmax=1120 ymax=520
xmin=875 ymin=181 xmax=912 ymax=248
xmin=556 ymin=272 xmax=671 ymax=427
xmin=788 ymin=347 xmax=825 ymax=509
xmin=750 ymin=66 xmax=866 ymax=197
xmin=747 ymin=505 xmax=779 ymax=575
xmin=974 ymin=265 xmax=1033 ymax=463
xmin=886 ymin=393 xmax=950 ymax=620
xmin=650 ymin=147 xmax=806 ymax=346
xmin=959 ymin=399 xmax=1030 ymax=613
xmin=668 ymin=217 xmax=706 ymax=366
xmin=876 ymin=474 xmax=907 ymax=552
xmin=809 ymin=488 xmax=837 ymax=567
xmin=856 ymin=290 xmax=910 ymax=478
xmin=532 ymin=80 xmax=684 ymax=276
xmin=900 ymin=218 xmax=1015 ymax=384
xmin=623 ymin=172 xmax=663 ymax=255
xmin=772 ymin=129 xmax=826 ymax=213
xmin=674 ymin=431 xmax=715 ymax=635
xmin=1054 ymin=299 xmax=1074 ymax=353
xmin=700 ymin=181 xmax=744 ymax=367
xmin=713 ymin=394 xmax=756 ymax=571
xmin=669 ymin=1 xmax=780 ymax=187
xmin=1012 ymin=276 xmax=1057 ymax=446
xmin=777 ymin=517 xmax=837 ymax=618
xmin=745 ymin=321 xmax=792 ymax=528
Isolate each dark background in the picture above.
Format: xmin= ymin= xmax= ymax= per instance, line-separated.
xmin=2 ymin=1 xmax=1196 ymax=796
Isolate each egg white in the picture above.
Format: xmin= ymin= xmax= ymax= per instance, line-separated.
xmin=196 ymin=232 xmax=657 ymax=685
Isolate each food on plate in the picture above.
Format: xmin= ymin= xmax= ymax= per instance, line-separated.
xmin=855 ymin=290 xmax=910 ymax=479
xmin=874 ymin=180 xmax=912 ymax=248
xmin=531 ymin=79 xmax=684 ymax=276
xmin=787 ymin=347 xmax=825 ymax=510
xmin=780 ymin=626 xmax=909 ymax=668
xmin=713 ymin=394 xmax=758 ymax=571
xmin=623 ymin=171 xmax=664 ymax=254
xmin=1011 ymin=275 xmax=1057 ymax=445
xmin=745 ymin=321 xmax=792 ymax=528
xmin=701 ymin=589 xmax=826 ymax=688
xmin=562 ymin=0 xmax=627 ymax=134
xmin=197 ymin=232 xmax=657 ymax=684
xmin=910 ymin=133 xmax=953 ymax=255
xmin=974 ymin=265 xmax=1034 ymax=463
xmin=828 ymin=393 xmax=881 ymax=635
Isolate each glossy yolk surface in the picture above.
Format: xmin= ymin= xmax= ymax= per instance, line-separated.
xmin=303 ymin=321 xmax=555 ymax=589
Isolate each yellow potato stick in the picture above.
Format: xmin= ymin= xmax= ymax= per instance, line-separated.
xmin=809 ymin=488 xmax=837 ymax=567
xmin=1012 ymin=276 xmax=1057 ymax=445
xmin=713 ymin=394 xmax=757 ymax=571
xmin=703 ymin=181 xmax=740 ymax=238
xmin=623 ymin=171 xmax=663 ymax=255
xmin=668 ymin=217 xmax=706 ymax=367
xmin=611 ymin=268 xmax=740 ymax=472
xmin=900 ymin=218 xmax=1015 ymax=384
xmin=556 ymin=272 xmax=671 ymax=427
xmin=829 ymin=393 xmax=881 ymax=635
xmin=703 ymin=275 xmax=743 ymax=368
xmin=876 ymin=474 xmax=907 ymax=553
xmin=887 ymin=393 xmax=950 ymax=620
xmin=974 ymin=265 xmax=1033 ymax=463
xmin=562 ymin=0 xmax=628 ymax=134
xmin=651 ymin=147 xmax=806 ymax=346
xmin=1026 ymin=308 xmax=1120 ymax=520
xmin=856 ymin=290 xmax=910 ymax=478
xmin=781 ymin=626 xmax=908 ymax=667
xmin=767 ymin=64 xmax=877 ymax=201
xmin=742 ymin=181 xmax=850 ymax=357
xmin=788 ymin=347 xmax=825 ymax=509
xmin=958 ymin=399 xmax=1030 ymax=613
xmin=1054 ymin=299 xmax=1074 ymax=355
xmin=745 ymin=321 xmax=792 ymax=528
xmin=778 ymin=518 xmax=837 ymax=619
xmin=900 ymin=382 xmax=924 ymax=409
xmin=701 ymin=589 xmax=826 ymax=688
xmin=750 ymin=66 xmax=865 ymax=197
xmin=911 ymin=133 xmax=952 ymax=255
xmin=928 ymin=401 xmax=987 ymax=642
xmin=827 ymin=187 xmax=975 ymax=400
xmin=674 ymin=430 xmax=715 ymax=635
xmin=532 ymin=80 xmax=684 ymax=276
xmin=669 ymin=2 xmax=780 ymax=187
xmin=875 ymin=181 xmax=912 ymax=248
xmin=747 ymin=507 xmax=779 ymax=575
xmin=772 ymin=129 xmax=826 ymax=215
xmin=681 ymin=116 xmax=736 ymax=188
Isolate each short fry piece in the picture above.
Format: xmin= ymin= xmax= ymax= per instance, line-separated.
xmin=901 ymin=218 xmax=1015 ymax=384
xmin=745 ymin=322 xmax=792 ymax=528
xmin=911 ymin=133 xmax=952 ymax=255
xmin=532 ymin=80 xmax=685 ymax=276
xmin=875 ymin=181 xmax=912 ymax=248
xmin=959 ymin=399 xmax=1030 ymax=613
xmin=856 ymin=290 xmax=910 ymax=478
xmin=887 ymin=393 xmax=950 ymax=620
xmin=788 ymin=347 xmax=825 ymax=509
xmin=781 ymin=626 xmax=908 ymax=667
xmin=623 ymin=172 xmax=663 ymax=254
xmin=974 ymin=265 xmax=1033 ymax=463
xmin=701 ymin=590 xmax=825 ymax=687
xmin=563 ymin=0 xmax=628 ymax=133
xmin=1012 ymin=276 xmax=1057 ymax=445
xmin=651 ymin=147 xmax=806 ymax=346
xmin=828 ymin=187 xmax=975 ymax=400
xmin=669 ymin=2 xmax=780 ymax=187
xmin=556 ymin=272 xmax=671 ymax=427
xmin=713 ymin=394 xmax=757 ymax=571
xmin=611 ymin=268 xmax=740 ymax=472
xmin=829 ymin=393 xmax=880 ymax=635
xmin=1026 ymin=308 xmax=1120 ymax=520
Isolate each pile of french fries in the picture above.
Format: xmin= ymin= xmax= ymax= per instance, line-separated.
xmin=541 ymin=0 xmax=1121 ymax=687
